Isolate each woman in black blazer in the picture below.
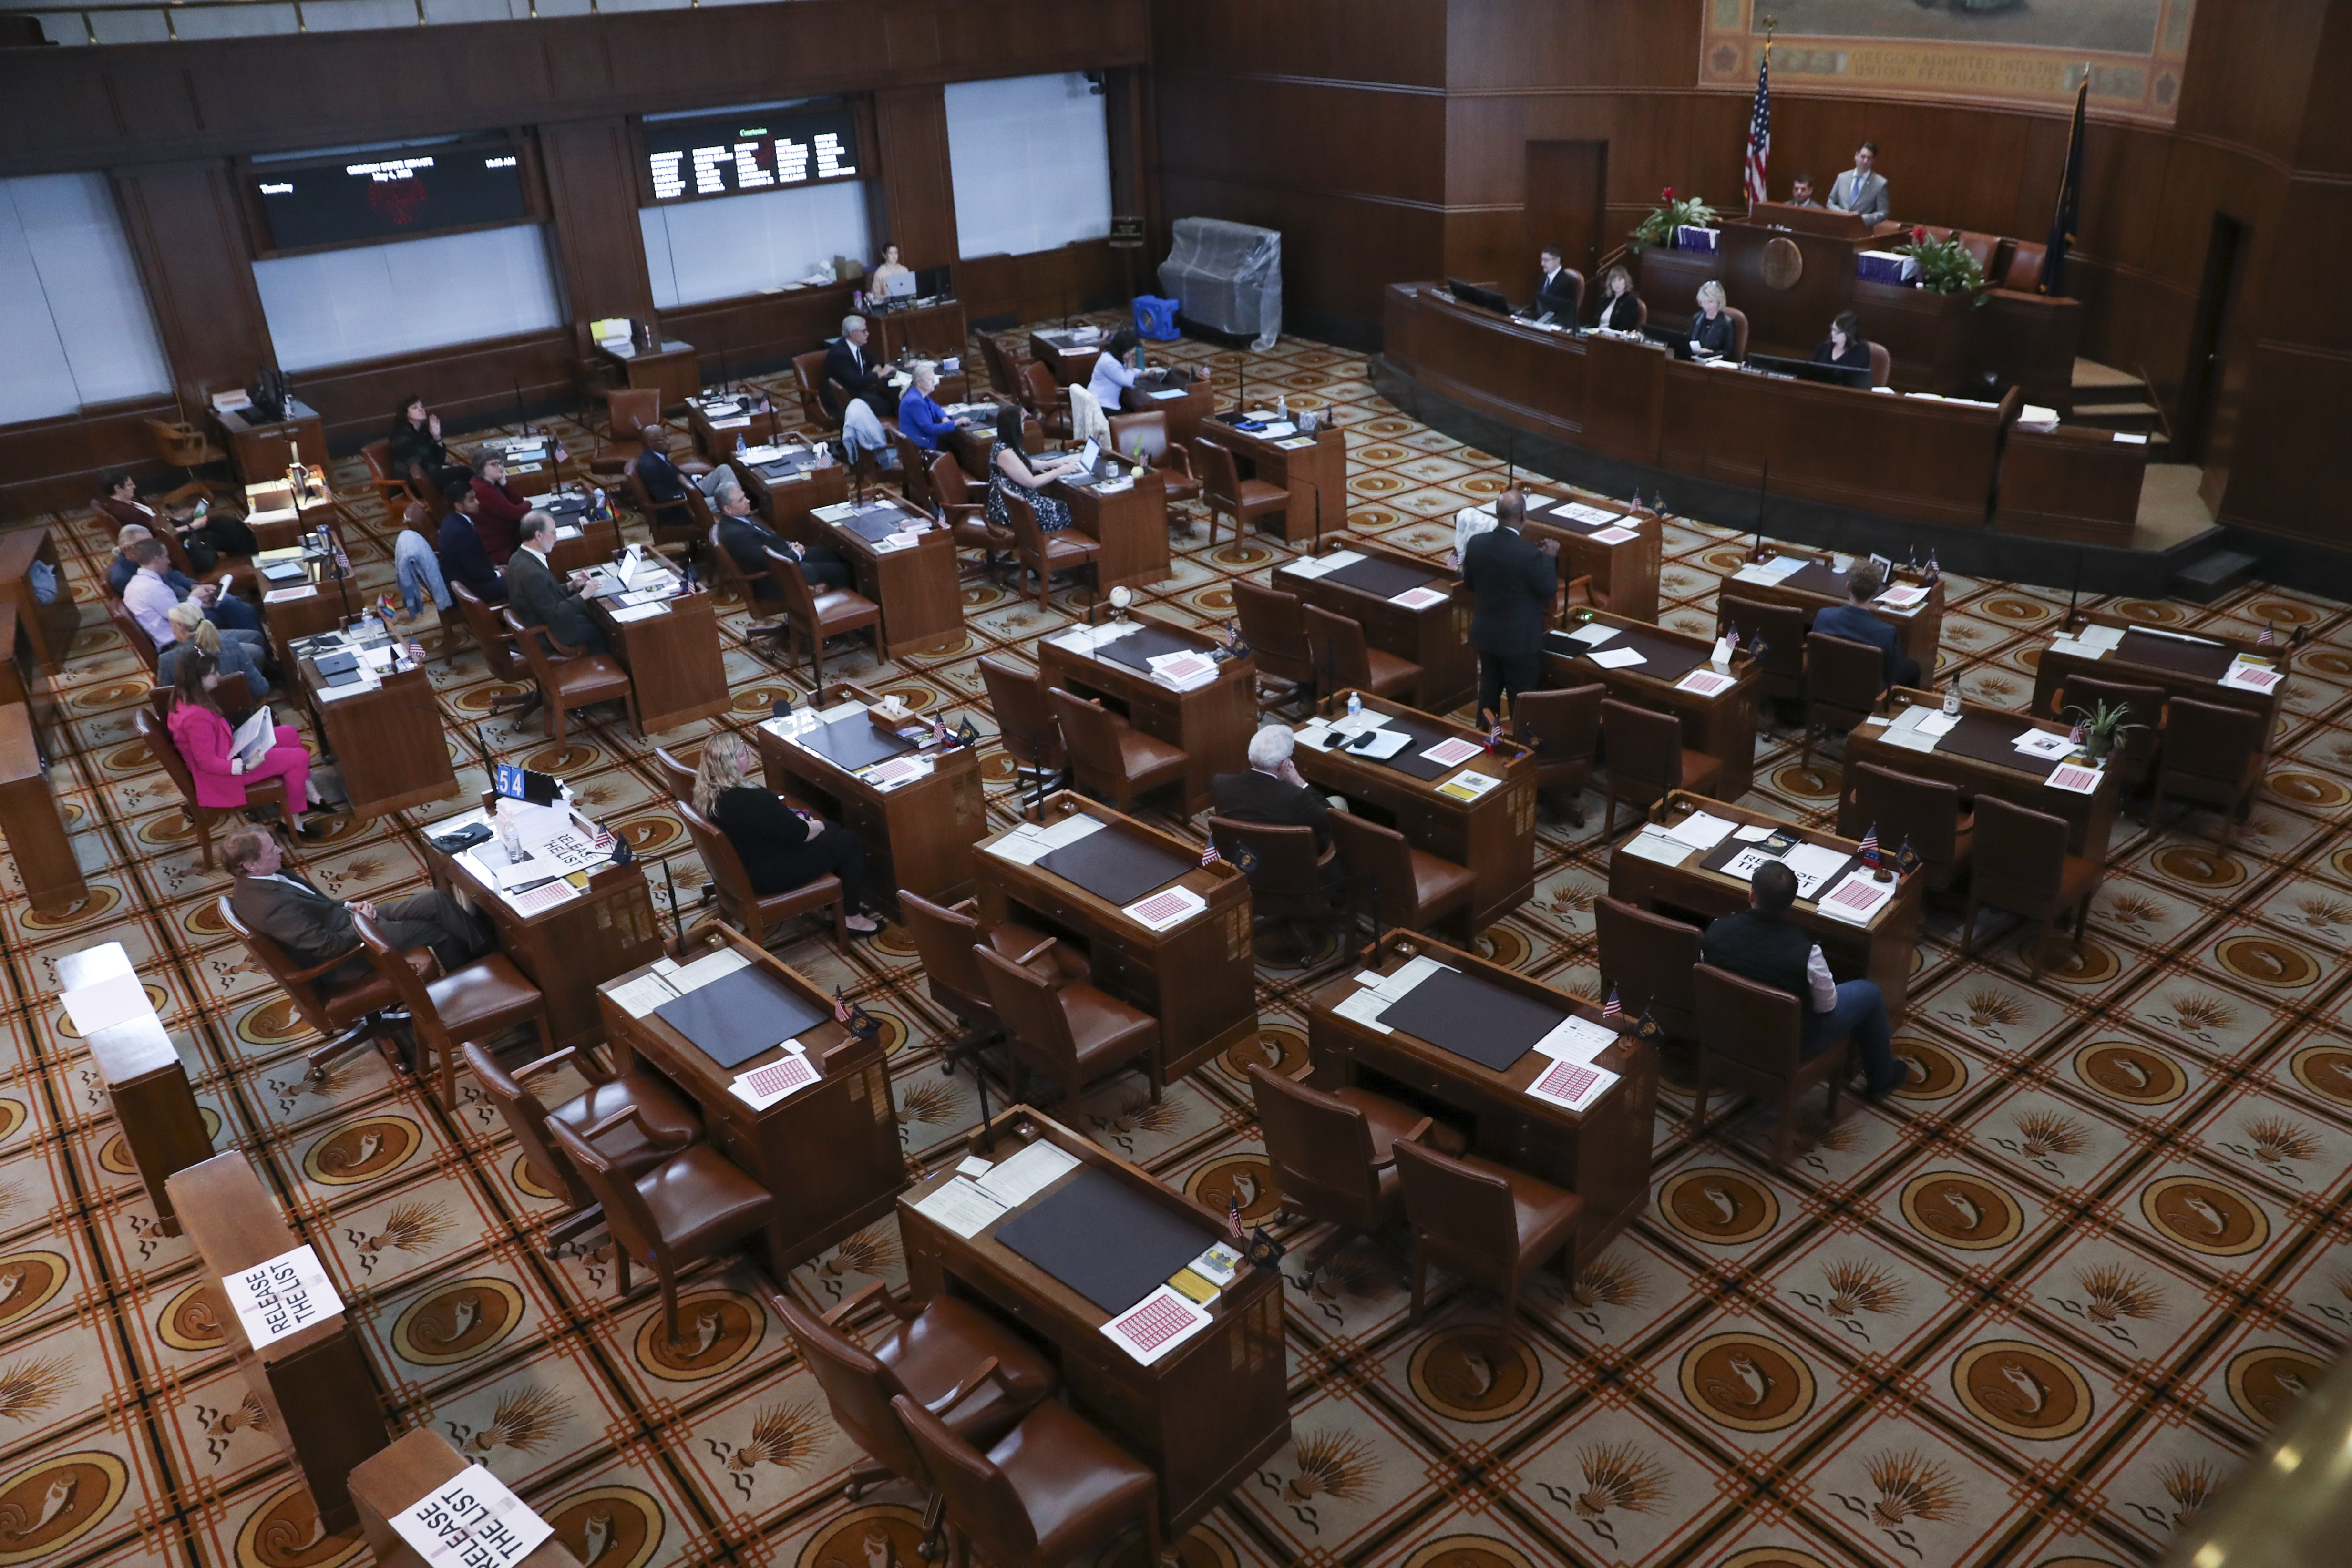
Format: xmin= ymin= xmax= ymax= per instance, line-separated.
xmin=1690 ymin=281 xmax=1737 ymax=357
xmin=1812 ymin=311 xmax=1873 ymax=371
xmin=387 ymin=393 xmax=447 ymax=489
xmin=1593 ymin=266 xmax=1643 ymax=332
xmin=694 ymin=737 xmax=880 ymax=935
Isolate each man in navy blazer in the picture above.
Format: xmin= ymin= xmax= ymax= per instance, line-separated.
xmin=435 ymin=480 xmax=505 ymax=604
xmin=1813 ymin=569 xmax=1920 ymax=692
xmin=1459 ymin=489 xmax=1560 ymax=724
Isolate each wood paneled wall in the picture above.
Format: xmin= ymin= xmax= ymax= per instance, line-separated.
xmin=1149 ymin=0 xmax=2352 ymax=546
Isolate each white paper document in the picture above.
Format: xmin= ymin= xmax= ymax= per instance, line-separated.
xmin=1732 ymin=824 xmax=1775 ymax=842
xmin=729 ymin=1052 xmax=819 ymax=1110
xmin=391 ymin=1463 xmax=552 ymax=1568
xmin=1102 ymin=1285 xmax=1213 ymax=1365
xmin=1592 ymin=525 xmax=1640 ymax=546
xmin=1553 ymin=501 xmax=1619 ymax=526
xmin=668 ymin=947 xmax=751 ymax=994
xmin=1916 ymin=711 xmax=1962 ymax=737
xmin=1340 ymin=728 xmax=1411 ymax=760
xmin=1665 ymin=811 xmax=1736 ymax=851
xmin=1816 ymin=871 xmax=1896 ymax=925
xmin=984 ymin=825 xmax=1055 ymax=865
xmin=1588 ymin=647 xmax=1647 ymax=669
xmin=1618 ymin=825 xmax=1694 ymax=867
xmin=1676 ymin=669 xmax=1737 ymax=697
xmin=1127 ymin=883 xmax=1207 ymax=932
xmin=1565 ymin=622 xmax=1621 ymax=646
xmin=974 ymin=1140 xmax=1079 ymax=1209
xmin=1782 ymin=843 xmax=1854 ymax=898
xmin=1391 ymin=585 xmax=1450 ymax=610
xmin=2012 ymin=728 xmax=2075 ymax=760
xmin=1876 ymin=584 xmax=1930 ymax=609
xmin=1525 ymin=1058 xmax=1619 ymax=1114
xmin=610 ymin=602 xmax=669 ymax=623
xmin=224 ymin=1244 xmax=342 ymax=1349
xmin=1369 ymin=954 xmax=1449 ymax=1002
xmin=507 ymin=880 xmax=579 ymax=917
xmin=606 ymin=973 xmax=680 ymax=1019
xmin=2220 ymin=659 xmax=2283 ymax=694
xmin=1282 ymin=549 xmax=1364 ymax=580
xmin=1330 ymin=988 xmax=1396 ymax=1034
xmin=914 ymin=1177 xmax=1009 ymax=1238
xmin=2046 ymin=761 xmax=2105 ymax=795
xmin=1531 ymin=1014 xmax=1620 ymax=1065
xmin=1421 ymin=737 xmax=1481 ymax=769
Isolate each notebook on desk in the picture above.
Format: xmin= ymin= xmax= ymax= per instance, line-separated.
xmin=1093 ymin=623 xmax=1211 ymax=675
xmin=1377 ymin=968 xmax=1570 ymax=1074
xmin=653 ymin=966 xmax=828 ymax=1070
xmin=1335 ymin=711 xmax=1467 ymax=782
xmin=836 ymin=507 xmax=911 ymax=544
xmin=1035 ymin=828 xmax=1195 ymax=907
xmin=994 ymin=1166 xmax=1219 ymax=1316
xmin=794 ymin=712 xmax=919 ymax=773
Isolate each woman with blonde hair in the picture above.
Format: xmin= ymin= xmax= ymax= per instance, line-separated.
xmin=691 ymin=733 xmax=880 ymax=936
xmin=1690 ymin=280 xmax=1737 ymax=358
xmin=1594 ymin=266 xmax=1642 ymax=332
xmin=156 ymin=599 xmax=268 ymax=692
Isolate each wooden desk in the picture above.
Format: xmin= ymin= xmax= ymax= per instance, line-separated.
xmin=239 ymin=470 xmax=344 ymax=552
xmin=1290 ymin=690 xmax=1536 ymax=933
xmin=0 ymin=604 xmax=54 ymax=758
xmin=1543 ymin=610 xmax=1761 ymax=800
xmin=598 ymin=338 xmax=699 ymax=409
xmin=1036 ymin=611 xmax=1253 ymax=815
xmin=601 ymin=924 xmax=904 ymax=1273
xmin=0 ymin=525 xmax=80 ymax=672
xmin=874 ymin=299 xmax=968 ymax=364
xmin=350 ymin=1430 xmax=583 ymax=1568
xmin=1607 ymin=791 xmax=1925 ymax=1024
xmin=1196 ymin=418 xmax=1343 ymax=544
xmin=753 ymin=682 xmax=989 ymax=909
xmin=731 ymin=448 xmax=851 ymax=535
xmin=1994 ymin=426 xmax=2149 ymax=546
xmin=685 ymin=392 xmax=781 ymax=460
xmin=1058 ymin=468 xmax=1171 ymax=594
xmin=544 ymin=513 xmax=623 ymax=577
xmin=1123 ymin=369 xmax=1213 ymax=450
xmin=0 ymin=701 xmax=83 ymax=916
xmin=973 ymin=791 xmax=1255 ymax=1081
xmin=299 ymin=657 xmax=458 ymax=819
xmin=424 ymin=810 xmax=663 ymax=1053
xmin=587 ymin=562 xmax=731 ymax=736
xmin=1716 ymin=551 xmax=1945 ymax=676
xmin=1030 ymin=326 xmax=1107 ymax=385
xmin=260 ymin=581 xmax=358 ymax=674
xmin=1273 ymin=538 xmax=1474 ymax=714
xmin=807 ymin=496 xmax=965 ymax=659
xmin=1843 ymin=687 xmax=2121 ymax=865
xmin=1518 ymin=489 xmax=1664 ymax=624
xmin=165 ymin=1151 xmax=389 ymax=1532
xmin=2030 ymin=613 xmax=2288 ymax=759
xmin=1307 ymin=932 xmax=1656 ymax=1259
xmin=214 ymin=399 xmax=328 ymax=485
xmin=63 ymin=943 xmax=208 ymax=1231
xmin=900 ymin=1107 xmax=1289 ymax=1534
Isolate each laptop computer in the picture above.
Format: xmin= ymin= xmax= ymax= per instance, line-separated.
xmin=1057 ymin=438 xmax=1109 ymax=486
xmin=882 ymin=271 xmax=917 ymax=301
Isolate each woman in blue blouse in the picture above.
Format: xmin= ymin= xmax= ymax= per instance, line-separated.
xmin=896 ymin=363 xmax=967 ymax=451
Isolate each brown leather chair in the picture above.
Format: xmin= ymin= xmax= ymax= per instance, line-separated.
xmin=930 ymin=451 xmax=1011 ymax=581
xmin=1002 ymin=489 xmax=1100 ymax=610
xmin=1717 ymin=594 xmax=1807 ymax=714
xmin=898 ymin=892 xmax=1083 ymax=1053
xmin=351 ymin=910 xmax=550 ymax=1110
xmin=148 ymin=416 xmax=225 ymax=479
xmin=220 ymin=895 xmax=431 ymax=1083
xmin=1950 ymin=229 xmax=2013 ymax=281
xmin=974 ymin=943 xmax=1161 ymax=1113
xmin=626 ymin=464 xmax=701 ymax=554
xmin=1105 ymin=409 xmax=1203 ymax=527
xmin=1692 ymin=962 xmax=1856 ymax=1167
xmin=894 ymin=1387 xmax=1160 ymax=1568
xmin=462 ymin=1040 xmax=701 ymax=1255
xmin=1327 ymin=811 xmax=1476 ymax=946
xmin=792 ymin=350 xmax=840 ymax=430
xmin=453 ymin=584 xmax=537 ymax=719
xmin=649 ymin=743 xmax=700 ymax=801
xmin=2054 ymin=674 xmax=2165 ymax=797
xmin=765 ymin=547 xmax=880 ymax=687
xmin=976 ymin=333 xmax=1021 ymax=399
xmin=1048 ymin=686 xmax=1188 ymax=812
xmin=1303 ymin=603 xmax=1418 ymax=705
xmin=1600 ymin=699 xmax=1722 ymax=836
xmin=1233 ymin=578 xmax=1315 ymax=702
xmin=1248 ymin=1062 xmax=1429 ymax=1286
xmin=589 ymin=389 xmax=662 ymax=478
xmin=1592 ymin=895 xmax=1701 ymax=1040
xmin=1017 ymin=361 xmax=1073 ymax=440
xmin=674 ymin=797 xmax=849 ymax=948
xmin=502 ymin=606 xmax=638 ymax=751
xmin=1208 ymin=815 xmax=1337 ymax=964
xmin=1841 ymin=761 xmax=1973 ymax=892
xmin=778 ymin=1286 xmax=1057 ymax=1560
xmin=137 ymin=707 xmax=289 ymax=869
xmin=2002 ymin=241 xmax=2048 ymax=293
xmin=892 ymin=431 xmax=937 ymax=514
xmin=2152 ymin=696 xmax=2266 ymax=832
xmin=1393 ymin=1138 xmax=1582 ymax=1348
xmin=1722 ymin=306 xmax=1751 ymax=362
xmin=1801 ymin=632 xmax=1884 ymax=769
xmin=978 ymin=655 xmax=1065 ymax=786
xmin=1194 ymin=437 xmax=1285 ymax=546
xmin=1513 ymin=683 xmax=1603 ymax=823
xmin=1964 ymin=796 xmax=2103 ymax=976
xmin=110 ymin=594 xmax=161 ymax=675
xmin=360 ymin=439 xmax=415 ymax=518
xmin=547 ymin=1112 xmax=776 ymax=1344
xmin=1867 ymin=341 xmax=1892 ymax=389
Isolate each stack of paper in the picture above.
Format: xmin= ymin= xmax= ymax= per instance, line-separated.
xmin=1525 ymin=1057 xmax=1619 ymax=1113
xmin=507 ymin=880 xmax=579 ymax=917
xmin=1102 ymin=1286 xmax=1212 ymax=1364
xmin=1676 ymin=669 xmax=1737 ymax=697
xmin=1665 ymin=811 xmax=1736 ymax=851
xmin=1531 ymin=1014 xmax=1620 ymax=1065
xmin=1589 ymin=647 xmax=1646 ymax=669
xmin=1877 ymin=584 xmax=1931 ymax=609
xmin=1817 ymin=871 xmax=1895 ymax=924
xmin=914 ymin=1177 xmax=1010 ymax=1238
xmin=1552 ymin=501 xmax=1618 ymax=526
xmin=1592 ymin=525 xmax=1641 ymax=546
xmin=1126 ymin=884 xmax=1207 ymax=931
xmin=1437 ymin=771 xmax=1502 ymax=803
xmin=729 ymin=1051 xmax=818 ymax=1109
xmin=1283 ymin=549 xmax=1364 ymax=581
xmin=1147 ymin=651 xmax=1220 ymax=692
xmin=2221 ymin=658 xmax=2282 ymax=693
xmin=606 ymin=972 xmax=681 ymax=1018
xmin=2048 ymin=623 xmax=2125 ymax=660
xmin=988 ymin=810 xmax=1107 ymax=865
xmin=862 ymin=754 xmax=935 ymax=791
xmin=1730 ymin=555 xmax=1808 ymax=585
xmin=2013 ymin=728 xmax=2075 ymax=760
xmin=610 ymin=602 xmax=669 ymax=623
xmin=974 ymin=1140 xmax=1078 ymax=1208
xmin=1782 ymin=842 xmax=1855 ymax=898
xmin=1421 ymin=737 xmax=1481 ymax=769
xmin=1618 ymin=825 xmax=1694 ymax=867
xmin=1564 ymin=622 xmax=1621 ymax=647
xmin=1391 ymin=585 xmax=1451 ymax=610
xmin=668 ymin=947 xmax=751 ymax=995
xmin=2046 ymin=761 xmax=2104 ymax=795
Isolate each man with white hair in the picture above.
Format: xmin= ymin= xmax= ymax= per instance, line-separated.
xmin=1212 ymin=725 xmax=1334 ymax=851
xmin=712 ymin=480 xmax=850 ymax=600
xmin=823 ymin=314 xmax=898 ymax=471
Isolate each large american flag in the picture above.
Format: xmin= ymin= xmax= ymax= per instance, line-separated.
xmin=1743 ymin=47 xmax=1771 ymax=207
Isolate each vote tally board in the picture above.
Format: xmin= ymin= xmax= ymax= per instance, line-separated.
xmin=391 ymin=1464 xmax=554 ymax=1568
xmin=222 ymin=1243 xmax=341 ymax=1349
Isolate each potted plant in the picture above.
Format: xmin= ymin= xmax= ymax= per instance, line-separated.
xmin=1898 ymin=226 xmax=1990 ymax=306
xmin=1632 ymin=187 xmax=1719 ymax=252
xmin=2063 ymin=698 xmax=2146 ymax=763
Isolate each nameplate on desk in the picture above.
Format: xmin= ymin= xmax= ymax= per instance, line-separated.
xmin=225 ymin=1243 xmax=341 ymax=1350
xmin=1525 ymin=1058 xmax=1618 ymax=1114
xmin=391 ymin=1462 xmax=552 ymax=1568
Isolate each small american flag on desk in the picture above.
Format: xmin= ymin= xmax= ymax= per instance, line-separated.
xmin=1602 ymin=987 xmax=1622 ymax=1020
xmin=1201 ymin=840 xmax=1222 ymax=868
xmin=1859 ymin=824 xmax=1881 ymax=870
xmin=2260 ymin=621 xmax=2275 ymax=648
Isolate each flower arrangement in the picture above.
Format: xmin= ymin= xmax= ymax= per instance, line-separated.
xmin=2063 ymin=697 xmax=2147 ymax=761
xmin=1632 ymin=187 xmax=1719 ymax=251
xmin=1899 ymin=226 xmax=1990 ymax=305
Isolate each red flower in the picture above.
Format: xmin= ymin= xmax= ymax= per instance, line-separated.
xmin=1661 ymin=186 xmax=1675 ymax=203
xmin=1910 ymin=225 xmax=1928 ymax=244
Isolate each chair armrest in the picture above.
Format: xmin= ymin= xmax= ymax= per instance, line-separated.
xmin=925 ymin=1356 xmax=1005 ymax=1416
xmin=282 ymin=944 xmax=369 ymax=984
xmin=1007 ymin=935 xmax=1059 ymax=967
xmin=948 ymin=897 xmax=979 ymax=915
xmin=542 ymin=627 xmax=592 ymax=659
xmin=576 ymin=1103 xmax=681 ymax=1152
xmin=1373 ymin=1116 xmax=1436 ymax=1168
xmin=819 ymin=1277 xmax=922 ymax=1327
xmin=510 ymin=1044 xmax=610 ymax=1086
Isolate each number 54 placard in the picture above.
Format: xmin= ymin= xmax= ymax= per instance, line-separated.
xmin=392 ymin=1464 xmax=553 ymax=1568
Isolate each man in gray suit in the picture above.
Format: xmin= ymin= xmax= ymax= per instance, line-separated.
xmin=225 ymin=826 xmax=493 ymax=989
xmin=1828 ymin=142 xmax=1889 ymax=225
xmin=506 ymin=509 xmax=609 ymax=655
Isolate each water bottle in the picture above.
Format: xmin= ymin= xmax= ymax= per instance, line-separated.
xmin=591 ymin=486 xmax=606 ymax=522
xmin=1346 ymin=691 xmax=1363 ymax=722
xmin=735 ymin=432 xmax=747 ymax=457
xmin=1277 ymin=392 xmax=1291 ymax=422
xmin=1942 ymin=684 xmax=1961 ymax=717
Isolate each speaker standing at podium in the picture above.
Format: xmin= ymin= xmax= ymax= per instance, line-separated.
xmin=1828 ymin=142 xmax=1889 ymax=225
xmin=1459 ymin=489 xmax=1558 ymax=725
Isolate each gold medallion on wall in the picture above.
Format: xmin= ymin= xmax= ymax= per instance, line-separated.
xmin=0 ymin=1451 xmax=126 ymax=1566
xmin=635 ymin=1288 xmax=764 ymax=1381
xmin=1759 ymin=237 xmax=1804 ymax=290
xmin=391 ymin=1277 xmax=527 ymax=1368
xmin=1951 ymin=1341 xmax=2094 ymax=1441
xmin=1658 ymin=1168 xmax=1779 ymax=1246
xmin=2140 ymin=1176 xmax=2269 ymax=1257
xmin=1408 ymin=1327 xmax=1541 ymax=1423
xmin=544 ymin=1484 xmax=664 ymax=1568
xmin=1679 ymin=1332 xmax=1815 ymax=1434
xmin=1900 ymin=1171 xmax=2024 ymax=1251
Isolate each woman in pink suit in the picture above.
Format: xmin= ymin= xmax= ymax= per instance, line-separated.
xmin=165 ymin=650 xmax=324 ymax=837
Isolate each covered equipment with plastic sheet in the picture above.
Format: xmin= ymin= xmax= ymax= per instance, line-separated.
xmin=1158 ymin=218 xmax=1283 ymax=352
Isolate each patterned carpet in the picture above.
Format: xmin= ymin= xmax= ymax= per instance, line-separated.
xmin=3 ymin=319 xmax=2348 ymax=1568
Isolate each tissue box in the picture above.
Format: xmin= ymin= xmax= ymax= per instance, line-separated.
xmin=1856 ymin=249 xmax=1913 ymax=286
xmin=1674 ymin=225 xmax=1719 ymax=252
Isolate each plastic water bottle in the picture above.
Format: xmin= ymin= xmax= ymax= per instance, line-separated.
xmin=735 ymin=432 xmax=747 ymax=457
xmin=1346 ymin=691 xmax=1363 ymax=721
xmin=591 ymin=486 xmax=606 ymax=522
xmin=1942 ymin=684 xmax=1961 ymax=717
xmin=1277 ymin=392 xmax=1291 ymax=422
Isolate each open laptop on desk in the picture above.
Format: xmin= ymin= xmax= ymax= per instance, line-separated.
xmin=1746 ymin=351 xmax=1872 ymax=389
xmin=881 ymin=271 xmax=917 ymax=301
xmin=1054 ymin=438 xmax=1109 ymax=487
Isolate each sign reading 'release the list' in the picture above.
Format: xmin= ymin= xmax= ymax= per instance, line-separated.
xmin=392 ymin=1464 xmax=553 ymax=1568
xmin=223 ymin=1243 xmax=342 ymax=1349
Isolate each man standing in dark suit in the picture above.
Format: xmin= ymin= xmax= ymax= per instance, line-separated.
xmin=225 ymin=826 xmax=493 ymax=990
xmin=1813 ymin=568 xmax=1920 ymax=692
xmin=714 ymin=481 xmax=851 ymax=600
xmin=1459 ymin=489 xmax=1559 ymax=725
xmin=506 ymin=510 xmax=609 ymax=654
xmin=435 ymin=480 xmax=505 ymax=604
xmin=1212 ymin=727 xmax=1332 ymax=849
xmin=1519 ymin=246 xmax=1581 ymax=323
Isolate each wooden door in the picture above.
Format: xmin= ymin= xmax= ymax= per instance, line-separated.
xmin=1524 ymin=140 xmax=1609 ymax=287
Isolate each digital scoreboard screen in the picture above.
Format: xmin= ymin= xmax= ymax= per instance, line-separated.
xmin=640 ymin=105 xmax=861 ymax=204
xmin=254 ymin=143 xmax=529 ymax=251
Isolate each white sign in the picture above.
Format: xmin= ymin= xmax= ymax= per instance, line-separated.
xmin=391 ymin=1464 xmax=554 ymax=1568
xmin=224 ymin=1244 xmax=341 ymax=1349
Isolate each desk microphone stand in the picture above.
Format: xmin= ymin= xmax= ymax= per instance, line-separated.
xmin=1751 ymin=460 xmax=1771 ymax=562
xmin=1311 ymin=490 xmax=1323 ymax=556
